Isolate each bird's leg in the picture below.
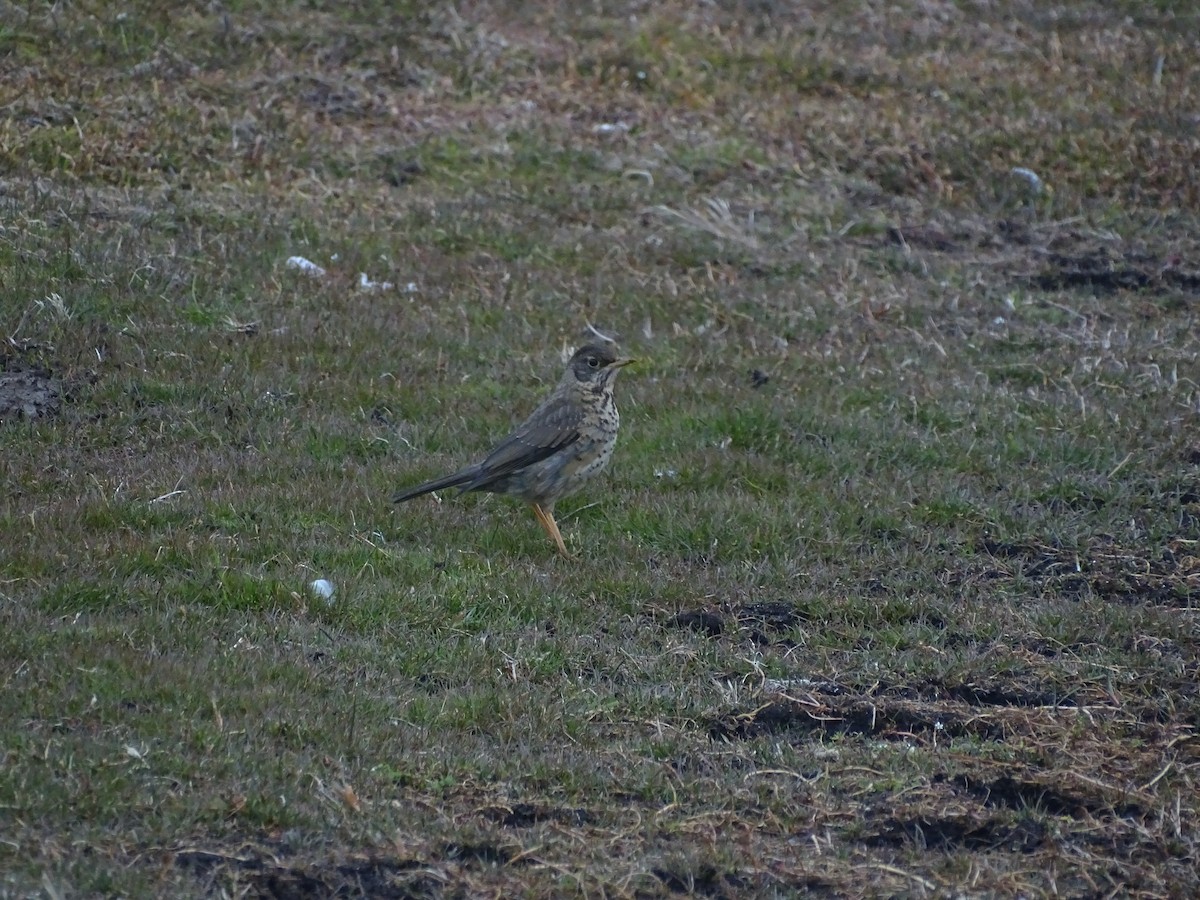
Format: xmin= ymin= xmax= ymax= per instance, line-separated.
xmin=531 ymin=503 xmax=570 ymax=557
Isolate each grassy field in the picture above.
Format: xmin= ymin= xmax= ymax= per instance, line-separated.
xmin=2 ymin=1 xmax=1199 ymax=896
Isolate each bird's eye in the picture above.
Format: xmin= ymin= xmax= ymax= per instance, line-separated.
xmin=587 ymin=356 xmax=600 ymax=368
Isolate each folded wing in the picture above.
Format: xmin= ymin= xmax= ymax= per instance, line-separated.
xmin=460 ymin=394 xmax=584 ymax=492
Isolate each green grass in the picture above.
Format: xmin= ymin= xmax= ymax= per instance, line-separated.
xmin=3 ymin=1 xmax=1200 ymax=897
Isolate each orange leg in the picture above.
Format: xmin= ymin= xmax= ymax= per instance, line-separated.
xmin=531 ymin=503 xmax=570 ymax=557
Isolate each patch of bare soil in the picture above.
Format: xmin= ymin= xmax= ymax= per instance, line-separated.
xmin=976 ymin=534 xmax=1200 ymax=609
xmin=479 ymin=801 xmax=591 ymax=828
xmin=173 ymin=835 xmax=832 ymax=898
xmin=706 ymin=683 xmax=1078 ymax=744
xmin=0 ymin=358 xmax=61 ymax=421
xmin=670 ymin=600 xmax=806 ymax=645
xmin=878 ymin=213 xmax=1200 ymax=298
xmin=1028 ymin=250 xmax=1200 ymax=294
xmin=174 ymin=844 xmax=446 ymax=899
xmin=708 ymin=674 xmax=1196 ymax=891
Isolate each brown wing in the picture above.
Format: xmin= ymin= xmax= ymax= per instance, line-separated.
xmin=460 ymin=393 xmax=584 ymax=491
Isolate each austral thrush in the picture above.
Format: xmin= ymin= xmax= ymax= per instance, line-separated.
xmin=393 ymin=344 xmax=635 ymax=556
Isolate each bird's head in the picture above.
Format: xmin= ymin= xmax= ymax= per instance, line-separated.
xmin=568 ymin=343 xmax=635 ymax=387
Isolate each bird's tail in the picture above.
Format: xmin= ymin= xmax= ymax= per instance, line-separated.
xmin=393 ymin=467 xmax=480 ymax=503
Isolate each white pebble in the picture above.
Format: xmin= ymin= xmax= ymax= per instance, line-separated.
xmin=309 ymin=579 xmax=335 ymax=601
xmin=286 ymin=256 xmax=327 ymax=277
xmin=358 ymin=272 xmax=395 ymax=291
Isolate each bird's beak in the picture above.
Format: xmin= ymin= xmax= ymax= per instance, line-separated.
xmin=609 ymin=357 xmax=636 ymax=369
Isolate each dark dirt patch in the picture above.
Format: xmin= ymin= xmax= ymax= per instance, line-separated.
xmin=174 ymin=847 xmax=442 ymax=899
xmin=0 ymin=361 xmax=61 ymax=421
xmin=1027 ymin=251 xmax=1200 ymax=295
xmin=671 ymin=610 xmax=726 ymax=636
xmin=865 ymin=814 xmax=1047 ymax=853
xmin=709 ymin=695 xmax=1003 ymax=742
xmin=651 ymin=864 xmax=749 ymax=898
xmin=954 ymin=774 xmax=1144 ymax=819
xmin=440 ymin=841 xmax=515 ymax=866
xmin=708 ymin=675 xmax=1103 ymax=743
xmin=480 ymin=801 xmax=591 ymax=828
xmin=976 ymin=536 xmax=1200 ymax=608
xmin=978 ymin=538 xmax=1081 ymax=579
xmin=736 ymin=601 xmax=805 ymax=631
xmin=669 ymin=601 xmax=805 ymax=643
xmin=922 ymin=679 xmax=1073 ymax=708
xmin=882 ymin=217 xmax=1200 ymax=299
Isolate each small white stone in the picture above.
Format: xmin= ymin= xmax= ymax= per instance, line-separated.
xmin=358 ymin=272 xmax=395 ymax=291
xmin=309 ymin=579 xmax=335 ymax=601
xmin=286 ymin=256 xmax=326 ymax=277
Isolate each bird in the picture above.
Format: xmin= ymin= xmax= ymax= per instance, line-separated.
xmin=393 ymin=343 xmax=635 ymax=556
